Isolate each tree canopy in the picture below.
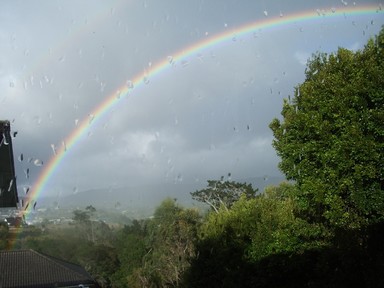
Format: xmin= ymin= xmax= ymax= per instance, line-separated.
xmin=270 ymin=28 xmax=384 ymax=228
xmin=190 ymin=180 xmax=258 ymax=213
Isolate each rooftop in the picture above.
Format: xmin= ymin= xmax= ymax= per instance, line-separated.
xmin=0 ymin=249 xmax=99 ymax=288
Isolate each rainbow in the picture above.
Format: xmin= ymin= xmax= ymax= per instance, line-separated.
xmin=20 ymin=4 xmax=382 ymax=221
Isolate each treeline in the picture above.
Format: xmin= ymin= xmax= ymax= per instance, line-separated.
xmin=2 ymin=26 xmax=383 ymax=288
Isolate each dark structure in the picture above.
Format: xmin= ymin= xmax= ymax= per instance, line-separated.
xmin=0 ymin=249 xmax=99 ymax=288
xmin=0 ymin=120 xmax=19 ymax=207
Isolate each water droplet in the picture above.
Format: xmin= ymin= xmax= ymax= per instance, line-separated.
xmin=279 ymin=11 xmax=283 ymax=17
xmin=34 ymin=159 xmax=43 ymax=166
xmin=2 ymin=134 xmax=9 ymax=145
xmin=181 ymin=60 xmax=189 ymax=67
xmin=62 ymin=141 xmax=67 ymax=152
xmin=89 ymin=114 xmax=95 ymax=124
xmin=51 ymin=144 xmax=57 ymax=155
xmin=34 ymin=116 xmax=42 ymax=125
xmin=18 ymin=153 xmax=23 ymax=162
xmin=224 ymin=23 xmax=228 ymax=28
xmin=176 ymin=173 xmax=183 ymax=183
xmin=8 ymin=179 xmax=13 ymax=191
xmin=73 ymin=186 xmax=78 ymax=194
xmin=59 ymin=55 xmax=65 ymax=62
xmin=116 ymin=90 xmax=122 ymax=99
xmin=24 ymin=168 xmax=29 ymax=179
xmin=143 ymin=76 xmax=150 ymax=84
xmin=126 ymin=80 xmax=134 ymax=89
xmin=9 ymin=81 xmax=15 ymax=88
xmin=100 ymin=81 xmax=106 ymax=92
xmin=331 ymin=7 xmax=336 ymax=13
xmin=167 ymin=56 xmax=174 ymax=64
xmin=23 ymin=186 xmax=30 ymax=194
xmin=263 ymin=10 xmax=268 ymax=16
xmin=196 ymin=53 xmax=204 ymax=62
xmin=75 ymin=119 xmax=79 ymax=126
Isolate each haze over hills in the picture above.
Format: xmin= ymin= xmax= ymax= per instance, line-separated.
xmin=36 ymin=176 xmax=285 ymax=211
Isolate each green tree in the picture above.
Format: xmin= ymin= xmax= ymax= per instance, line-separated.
xmin=187 ymin=183 xmax=330 ymax=287
xmin=190 ymin=180 xmax=258 ymax=213
xmin=269 ymin=28 xmax=384 ymax=228
xmin=128 ymin=198 xmax=201 ymax=287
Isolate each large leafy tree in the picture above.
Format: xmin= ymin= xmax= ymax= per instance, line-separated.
xmin=270 ymin=28 xmax=384 ymax=228
xmin=190 ymin=180 xmax=258 ymax=213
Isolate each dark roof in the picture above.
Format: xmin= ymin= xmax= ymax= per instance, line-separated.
xmin=0 ymin=249 xmax=99 ymax=288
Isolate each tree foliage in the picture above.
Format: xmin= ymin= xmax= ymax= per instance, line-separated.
xmin=270 ymin=28 xmax=384 ymax=228
xmin=126 ymin=198 xmax=201 ymax=287
xmin=190 ymin=180 xmax=258 ymax=213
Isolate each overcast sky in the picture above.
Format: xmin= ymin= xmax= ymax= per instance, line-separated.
xmin=1 ymin=0 xmax=383 ymax=202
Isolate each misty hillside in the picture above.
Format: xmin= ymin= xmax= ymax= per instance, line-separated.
xmin=36 ymin=176 xmax=285 ymax=211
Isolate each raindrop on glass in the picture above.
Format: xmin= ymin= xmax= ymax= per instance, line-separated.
xmin=75 ymin=119 xmax=79 ymax=126
xmin=34 ymin=116 xmax=42 ymax=125
xmin=73 ymin=186 xmax=78 ymax=194
xmin=62 ymin=141 xmax=67 ymax=152
xmin=9 ymin=81 xmax=15 ymax=88
xmin=58 ymin=55 xmax=65 ymax=62
xmin=263 ymin=10 xmax=268 ymax=17
xmin=143 ymin=76 xmax=150 ymax=84
xmin=8 ymin=179 xmax=13 ymax=191
xmin=34 ymin=159 xmax=43 ymax=166
xmin=167 ymin=56 xmax=174 ymax=64
xmin=181 ymin=60 xmax=189 ymax=67
xmin=23 ymin=186 xmax=30 ymax=194
xmin=24 ymin=168 xmax=29 ymax=179
xmin=89 ymin=114 xmax=95 ymax=124
xmin=2 ymin=134 xmax=9 ymax=145
xmin=126 ymin=80 xmax=134 ymax=89
xmin=51 ymin=144 xmax=57 ymax=155
xmin=100 ymin=81 xmax=106 ymax=92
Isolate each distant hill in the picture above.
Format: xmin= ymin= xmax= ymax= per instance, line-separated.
xmin=36 ymin=176 xmax=285 ymax=212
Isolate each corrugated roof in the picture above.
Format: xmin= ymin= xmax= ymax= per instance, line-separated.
xmin=0 ymin=249 xmax=98 ymax=288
